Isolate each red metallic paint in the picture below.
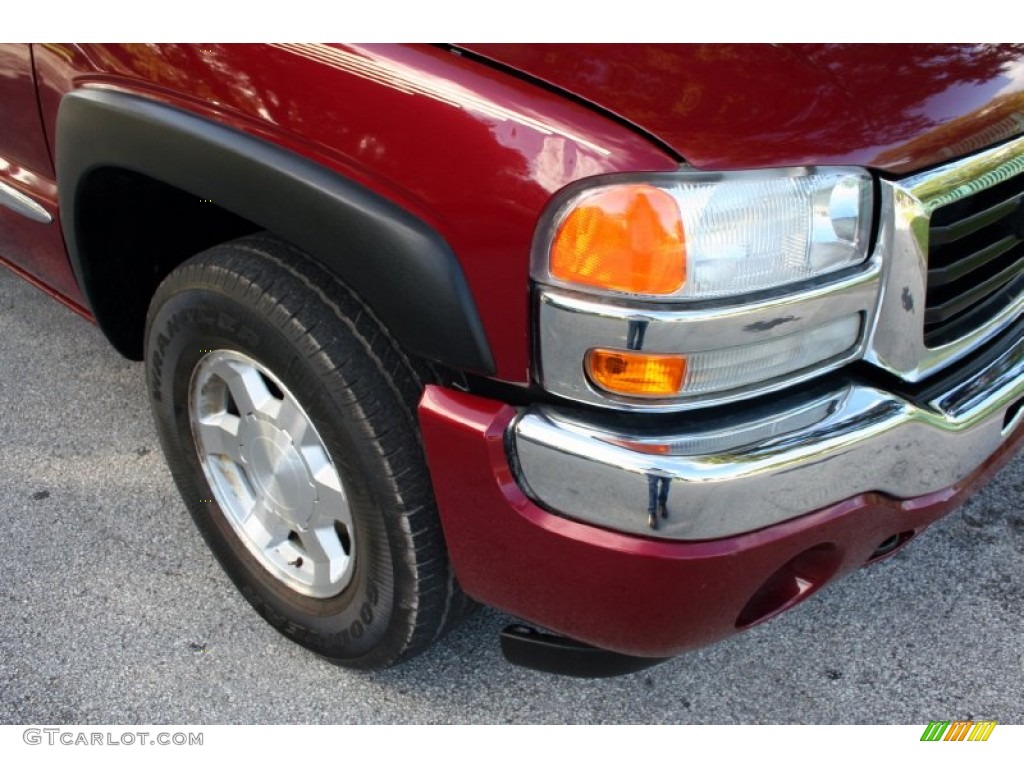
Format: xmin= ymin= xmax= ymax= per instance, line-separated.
xmin=0 ymin=206 xmax=85 ymax=307
xmin=419 ymin=385 xmax=1024 ymax=658
xmin=0 ymin=44 xmax=84 ymax=302
xmin=0 ymin=45 xmax=54 ymax=175
xmin=0 ymin=253 xmax=92 ymax=321
xmin=30 ymin=43 xmax=678 ymax=383
xmin=462 ymin=43 xmax=1024 ymax=174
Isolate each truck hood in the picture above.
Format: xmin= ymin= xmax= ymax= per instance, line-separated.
xmin=459 ymin=44 xmax=1024 ymax=175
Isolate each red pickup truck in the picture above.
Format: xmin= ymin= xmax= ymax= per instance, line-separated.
xmin=2 ymin=43 xmax=1023 ymax=676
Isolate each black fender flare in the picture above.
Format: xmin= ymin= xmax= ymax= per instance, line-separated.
xmin=56 ymin=88 xmax=495 ymax=374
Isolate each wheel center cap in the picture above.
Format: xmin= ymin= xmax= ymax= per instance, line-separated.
xmin=239 ymin=417 xmax=315 ymax=529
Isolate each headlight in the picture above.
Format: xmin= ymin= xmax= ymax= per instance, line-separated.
xmin=532 ymin=168 xmax=881 ymax=411
xmin=538 ymin=168 xmax=873 ymax=300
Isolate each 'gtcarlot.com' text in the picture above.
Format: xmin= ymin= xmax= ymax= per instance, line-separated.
xmin=23 ymin=729 xmax=203 ymax=746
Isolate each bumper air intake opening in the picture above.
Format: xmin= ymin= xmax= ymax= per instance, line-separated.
xmin=735 ymin=543 xmax=841 ymax=629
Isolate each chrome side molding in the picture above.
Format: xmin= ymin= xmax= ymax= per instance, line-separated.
xmin=0 ymin=178 xmax=52 ymax=224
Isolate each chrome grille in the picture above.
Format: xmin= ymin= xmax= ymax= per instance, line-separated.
xmin=864 ymin=135 xmax=1024 ymax=383
xmin=925 ymin=169 xmax=1024 ymax=347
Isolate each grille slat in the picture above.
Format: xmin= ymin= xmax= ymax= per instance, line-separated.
xmin=928 ymin=235 xmax=1021 ymax=288
xmin=929 ymin=191 xmax=1024 ymax=246
xmin=925 ymin=253 xmax=1024 ymax=324
xmin=925 ymin=167 xmax=1024 ymax=347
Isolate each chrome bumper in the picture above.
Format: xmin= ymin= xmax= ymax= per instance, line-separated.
xmin=512 ymin=327 xmax=1024 ymax=541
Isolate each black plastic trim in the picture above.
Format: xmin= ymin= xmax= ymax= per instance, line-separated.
xmin=499 ymin=624 xmax=669 ymax=678
xmin=928 ymin=236 xmax=1021 ymax=288
xmin=929 ymin=191 xmax=1024 ymax=246
xmin=925 ymin=257 xmax=1024 ymax=324
xmin=56 ymin=88 xmax=495 ymax=375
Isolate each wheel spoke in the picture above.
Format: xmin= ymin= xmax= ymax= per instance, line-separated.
xmin=275 ymin=395 xmax=312 ymax=448
xmin=310 ymin=464 xmax=352 ymax=528
xmin=195 ymin=414 xmax=244 ymax=464
xmin=240 ymin=499 xmax=289 ymax=551
xmin=301 ymin=444 xmax=332 ymax=482
xmin=220 ymin=361 xmax=278 ymax=419
xmin=298 ymin=525 xmax=349 ymax=587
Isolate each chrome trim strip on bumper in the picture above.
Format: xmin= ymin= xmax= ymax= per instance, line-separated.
xmin=512 ymin=328 xmax=1024 ymax=541
xmin=0 ymin=178 xmax=52 ymax=224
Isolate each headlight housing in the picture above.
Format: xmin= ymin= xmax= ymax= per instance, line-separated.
xmin=532 ymin=167 xmax=881 ymax=410
xmin=538 ymin=168 xmax=873 ymax=301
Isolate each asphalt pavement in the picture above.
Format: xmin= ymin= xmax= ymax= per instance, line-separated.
xmin=1 ymin=264 xmax=1022 ymax=724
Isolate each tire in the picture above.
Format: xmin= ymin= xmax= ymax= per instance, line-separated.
xmin=145 ymin=233 xmax=470 ymax=669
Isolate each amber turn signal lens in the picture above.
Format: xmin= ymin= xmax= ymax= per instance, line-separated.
xmin=551 ymin=184 xmax=686 ymax=295
xmin=586 ymin=349 xmax=687 ymax=397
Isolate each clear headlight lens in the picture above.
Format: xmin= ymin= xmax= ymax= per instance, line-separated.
xmin=676 ymin=314 xmax=862 ymax=396
xmin=542 ymin=168 xmax=873 ymax=300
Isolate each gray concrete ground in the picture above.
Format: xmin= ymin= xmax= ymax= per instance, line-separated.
xmin=1 ymin=265 xmax=1022 ymax=724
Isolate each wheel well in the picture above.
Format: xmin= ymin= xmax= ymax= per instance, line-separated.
xmin=76 ymin=167 xmax=260 ymax=359
xmin=59 ymin=89 xmax=494 ymax=374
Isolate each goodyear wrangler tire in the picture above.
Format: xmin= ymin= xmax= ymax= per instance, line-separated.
xmin=145 ymin=233 xmax=469 ymax=669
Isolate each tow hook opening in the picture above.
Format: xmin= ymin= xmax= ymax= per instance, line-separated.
xmin=867 ymin=530 xmax=916 ymax=562
xmin=735 ymin=543 xmax=841 ymax=629
xmin=1003 ymin=396 xmax=1024 ymax=434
